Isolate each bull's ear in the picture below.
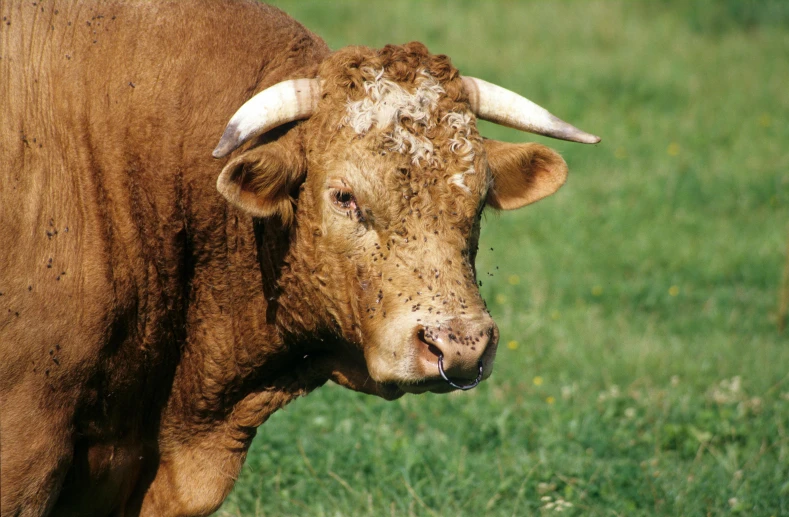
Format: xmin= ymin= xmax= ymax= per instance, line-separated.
xmin=216 ymin=131 xmax=306 ymax=224
xmin=484 ymin=139 xmax=568 ymax=210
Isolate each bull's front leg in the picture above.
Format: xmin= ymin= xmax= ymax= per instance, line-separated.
xmin=134 ymin=432 xmax=249 ymax=517
xmin=133 ymin=386 xmax=308 ymax=517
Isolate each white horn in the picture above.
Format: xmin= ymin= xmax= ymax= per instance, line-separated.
xmin=462 ymin=76 xmax=600 ymax=144
xmin=213 ymin=78 xmax=320 ymax=158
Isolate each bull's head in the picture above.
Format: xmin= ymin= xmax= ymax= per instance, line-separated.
xmin=212 ymin=44 xmax=598 ymax=398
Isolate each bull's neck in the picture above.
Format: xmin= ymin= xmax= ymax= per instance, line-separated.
xmin=262 ymin=218 xmax=340 ymax=340
xmin=163 ymin=211 xmax=332 ymax=437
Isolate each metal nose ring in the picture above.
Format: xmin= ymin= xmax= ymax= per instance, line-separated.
xmin=437 ymin=353 xmax=483 ymax=391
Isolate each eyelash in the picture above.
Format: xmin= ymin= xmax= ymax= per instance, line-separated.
xmin=331 ymin=189 xmax=365 ymax=222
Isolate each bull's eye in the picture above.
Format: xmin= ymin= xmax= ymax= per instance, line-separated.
xmin=334 ymin=190 xmax=355 ymax=209
xmin=331 ymin=189 xmax=365 ymax=222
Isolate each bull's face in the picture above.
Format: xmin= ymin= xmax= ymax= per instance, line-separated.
xmin=214 ymin=44 xmax=599 ymax=397
xmin=306 ymin=114 xmax=495 ymax=394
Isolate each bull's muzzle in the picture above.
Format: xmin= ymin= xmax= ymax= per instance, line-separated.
xmin=412 ymin=317 xmax=498 ymax=390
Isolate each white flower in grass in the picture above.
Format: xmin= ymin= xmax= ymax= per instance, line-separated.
xmin=540 ymin=496 xmax=573 ymax=513
xmin=561 ymin=385 xmax=573 ymax=400
xmin=537 ymin=482 xmax=556 ymax=495
xmin=597 ymin=384 xmax=621 ymax=403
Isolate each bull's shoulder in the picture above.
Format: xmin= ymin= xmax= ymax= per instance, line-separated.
xmin=112 ymin=0 xmax=331 ymax=82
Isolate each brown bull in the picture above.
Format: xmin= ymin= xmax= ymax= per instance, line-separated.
xmin=0 ymin=1 xmax=599 ymax=515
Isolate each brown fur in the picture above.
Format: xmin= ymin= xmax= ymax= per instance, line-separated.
xmin=0 ymin=2 xmax=570 ymax=516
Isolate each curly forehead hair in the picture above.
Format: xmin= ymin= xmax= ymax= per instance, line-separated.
xmin=318 ymin=42 xmax=466 ymax=104
xmin=314 ymin=43 xmax=482 ymax=193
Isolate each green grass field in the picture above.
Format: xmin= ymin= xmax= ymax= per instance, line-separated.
xmin=218 ymin=2 xmax=789 ymax=515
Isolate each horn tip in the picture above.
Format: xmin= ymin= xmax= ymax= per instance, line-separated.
xmin=212 ymin=124 xmax=241 ymax=158
xmin=212 ymin=144 xmax=231 ymax=159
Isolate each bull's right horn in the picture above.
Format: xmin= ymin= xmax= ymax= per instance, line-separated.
xmin=213 ymin=78 xmax=320 ymax=158
xmin=462 ymin=76 xmax=600 ymax=144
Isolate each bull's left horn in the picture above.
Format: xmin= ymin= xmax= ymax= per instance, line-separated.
xmin=213 ymin=78 xmax=320 ymax=158
xmin=462 ymin=76 xmax=600 ymax=144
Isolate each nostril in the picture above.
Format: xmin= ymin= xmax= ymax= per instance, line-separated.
xmin=426 ymin=343 xmax=442 ymax=358
xmin=416 ymin=327 xmax=442 ymax=358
